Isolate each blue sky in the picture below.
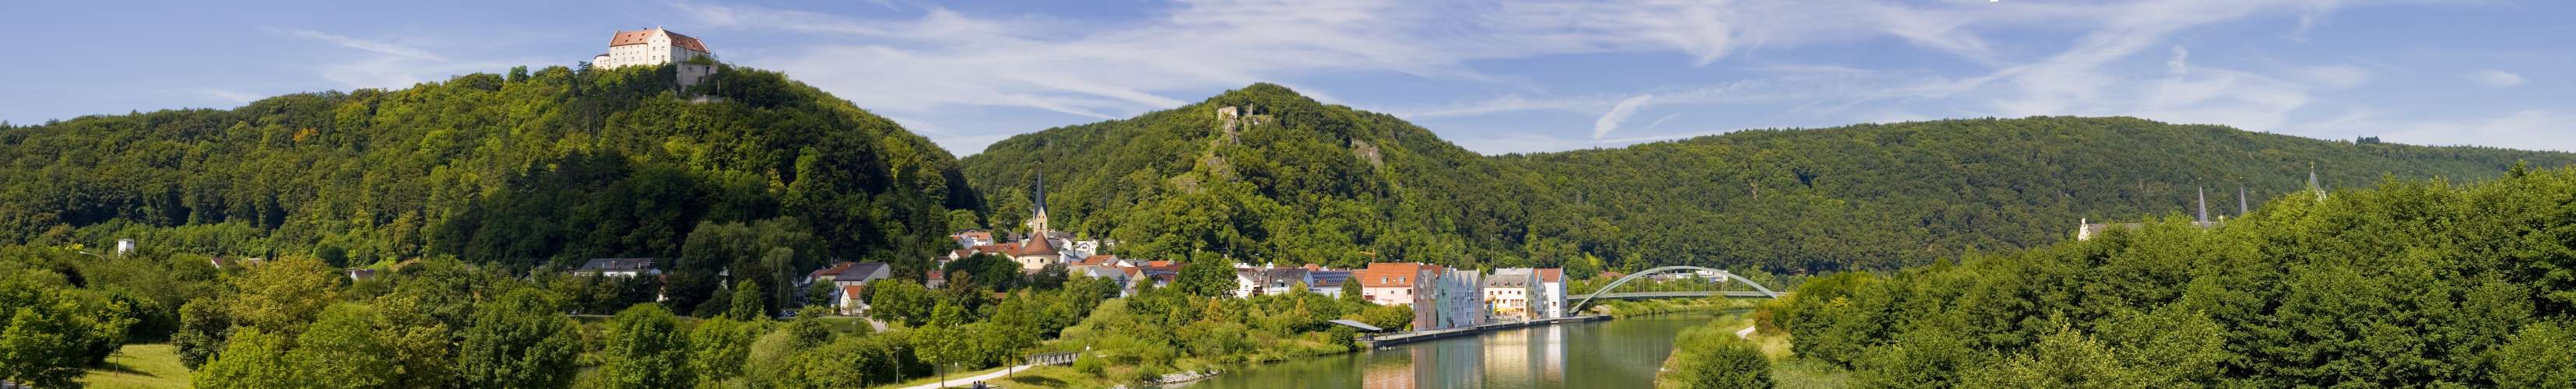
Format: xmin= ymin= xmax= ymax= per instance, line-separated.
xmin=5 ymin=0 xmax=2571 ymax=155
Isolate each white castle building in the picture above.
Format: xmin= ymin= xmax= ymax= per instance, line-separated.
xmin=591 ymin=27 xmax=718 ymax=86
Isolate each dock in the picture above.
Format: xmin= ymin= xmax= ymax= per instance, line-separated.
xmin=1358 ymin=315 xmax=1611 ymax=349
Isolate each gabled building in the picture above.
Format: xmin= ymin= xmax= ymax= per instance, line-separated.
xmin=1417 ymin=265 xmax=1484 ymax=331
xmin=1307 ymin=270 xmax=1354 ymax=296
xmin=1358 ymin=262 xmax=1428 ymax=307
xmin=813 ymin=262 xmax=891 ymax=316
xmin=953 ymin=229 xmax=994 ymax=249
xmin=571 ymin=258 xmax=659 ymax=278
xmin=1233 ymin=267 xmax=1313 ymax=298
xmin=1534 ymin=268 xmax=1567 ymax=318
xmin=1485 ymin=268 xmax=1535 ymax=321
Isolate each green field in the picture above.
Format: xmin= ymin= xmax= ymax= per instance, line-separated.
xmin=79 ymin=343 xmax=190 ymax=389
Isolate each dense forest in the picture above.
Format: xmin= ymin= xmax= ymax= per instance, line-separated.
xmin=965 ymin=83 xmax=2576 ymax=275
xmin=0 ymin=62 xmax=976 ymax=313
xmin=1765 ymin=165 xmax=2576 ymax=387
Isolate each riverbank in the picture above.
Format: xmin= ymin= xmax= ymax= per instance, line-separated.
xmin=1651 ymin=313 xmax=1849 ymax=388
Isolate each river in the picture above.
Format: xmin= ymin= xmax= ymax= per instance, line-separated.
xmin=1172 ymin=314 xmax=1724 ymax=388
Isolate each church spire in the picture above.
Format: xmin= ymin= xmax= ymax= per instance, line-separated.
xmin=2197 ymin=187 xmax=2210 ymax=223
xmin=1027 ymin=172 xmax=1050 ymax=237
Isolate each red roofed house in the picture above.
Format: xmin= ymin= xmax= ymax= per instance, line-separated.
xmin=1358 ymin=262 xmax=1429 ymax=307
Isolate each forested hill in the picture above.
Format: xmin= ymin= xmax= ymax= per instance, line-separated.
xmin=0 ymin=63 xmax=976 ymax=277
xmin=964 ymin=83 xmax=2576 ymax=275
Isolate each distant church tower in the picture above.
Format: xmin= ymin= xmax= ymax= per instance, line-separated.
xmin=1025 ymin=173 xmax=1049 ymax=237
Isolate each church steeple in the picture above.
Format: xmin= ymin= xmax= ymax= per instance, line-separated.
xmin=2197 ymin=187 xmax=2210 ymax=223
xmin=2238 ymin=186 xmax=2249 ymax=216
xmin=1026 ymin=173 xmax=1049 ymax=237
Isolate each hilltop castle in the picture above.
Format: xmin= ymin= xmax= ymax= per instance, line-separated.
xmin=591 ymin=27 xmax=718 ymax=86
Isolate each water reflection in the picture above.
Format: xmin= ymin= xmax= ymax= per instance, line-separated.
xmin=1177 ymin=315 xmax=1712 ymax=388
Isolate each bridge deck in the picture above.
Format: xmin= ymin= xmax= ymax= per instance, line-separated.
xmin=1590 ymin=291 xmax=1773 ymax=299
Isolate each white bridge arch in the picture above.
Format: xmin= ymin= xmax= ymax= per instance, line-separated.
xmin=1569 ymin=265 xmax=1782 ymax=312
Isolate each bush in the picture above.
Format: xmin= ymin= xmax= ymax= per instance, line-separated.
xmin=1670 ymin=326 xmax=1773 ymax=389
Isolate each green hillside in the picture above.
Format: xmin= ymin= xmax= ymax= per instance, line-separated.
xmin=963 ymin=83 xmax=2576 ymax=275
xmin=0 ymin=63 xmax=974 ymax=311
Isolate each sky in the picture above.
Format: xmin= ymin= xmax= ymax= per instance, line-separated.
xmin=3 ymin=0 xmax=2571 ymax=156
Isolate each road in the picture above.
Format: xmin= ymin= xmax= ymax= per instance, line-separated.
xmin=894 ymin=364 xmax=1035 ymax=389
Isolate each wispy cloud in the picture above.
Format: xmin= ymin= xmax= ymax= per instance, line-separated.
xmin=1592 ymin=94 xmax=1653 ymax=139
xmin=2467 ymin=69 xmax=2525 ymax=88
xmin=262 ymin=26 xmax=445 ymax=61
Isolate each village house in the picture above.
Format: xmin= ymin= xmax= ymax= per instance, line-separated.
xmin=1358 ymin=262 xmax=1429 ymax=307
xmin=1485 ymin=268 xmax=1535 ymax=321
xmin=570 ymin=258 xmax=659 ymax=278
xmin=953 ymin=229 xmax=994 ymax=249
xmin=1308 ymin=268 xmax=1354 ymax=296
xmin=1534 ymin=268 xmax=1567 ymax=318
xmin=801 ymin=262 xmax=891 ymax=316
xmin=1233 ymin=266 xmax=1315 ymax=298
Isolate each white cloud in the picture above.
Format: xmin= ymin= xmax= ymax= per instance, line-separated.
xmin=2167 ymin=46 xmax=2190 ymax=76
xmin=1593 ymin=94 xmax=1653 ymax=139
xmin=2468 ymin=69 xmax=2525 ymax=88
xmin=2302 ymin=65 xmax=2370 ymax=89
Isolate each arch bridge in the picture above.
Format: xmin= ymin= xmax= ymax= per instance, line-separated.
xmin=1569 ymin=265 xmax=1781 ymax=313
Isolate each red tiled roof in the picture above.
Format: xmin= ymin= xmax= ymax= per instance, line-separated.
xmin=608 ymin=28 xmax=709 ymax=53
xmin=663 ymin=30 xmax=709 ymax=52
xmin=1358 ymin=263 xmax=1426 ymax=288
xmin=1076 ymin=255 xmax=1117 ymax=266
xmin=609 ymin=29 xmax=653 ymax=47
xmin=1013 ymin=237 xmax=1055 ymax=256
xmin=1537 ymin=268 xmax=1564 ymax=282
xmin=842 ymin=285 xmax=865 ymax=298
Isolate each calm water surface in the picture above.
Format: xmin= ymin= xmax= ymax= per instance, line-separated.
xmin=1176 ymin=314 xmax=1724 ymax=388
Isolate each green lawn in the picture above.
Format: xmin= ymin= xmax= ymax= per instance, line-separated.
xmin=998 ymin=366 xmax=1116 ymax=388
xmin=79 ymin=343 xmax=190 ymax=389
